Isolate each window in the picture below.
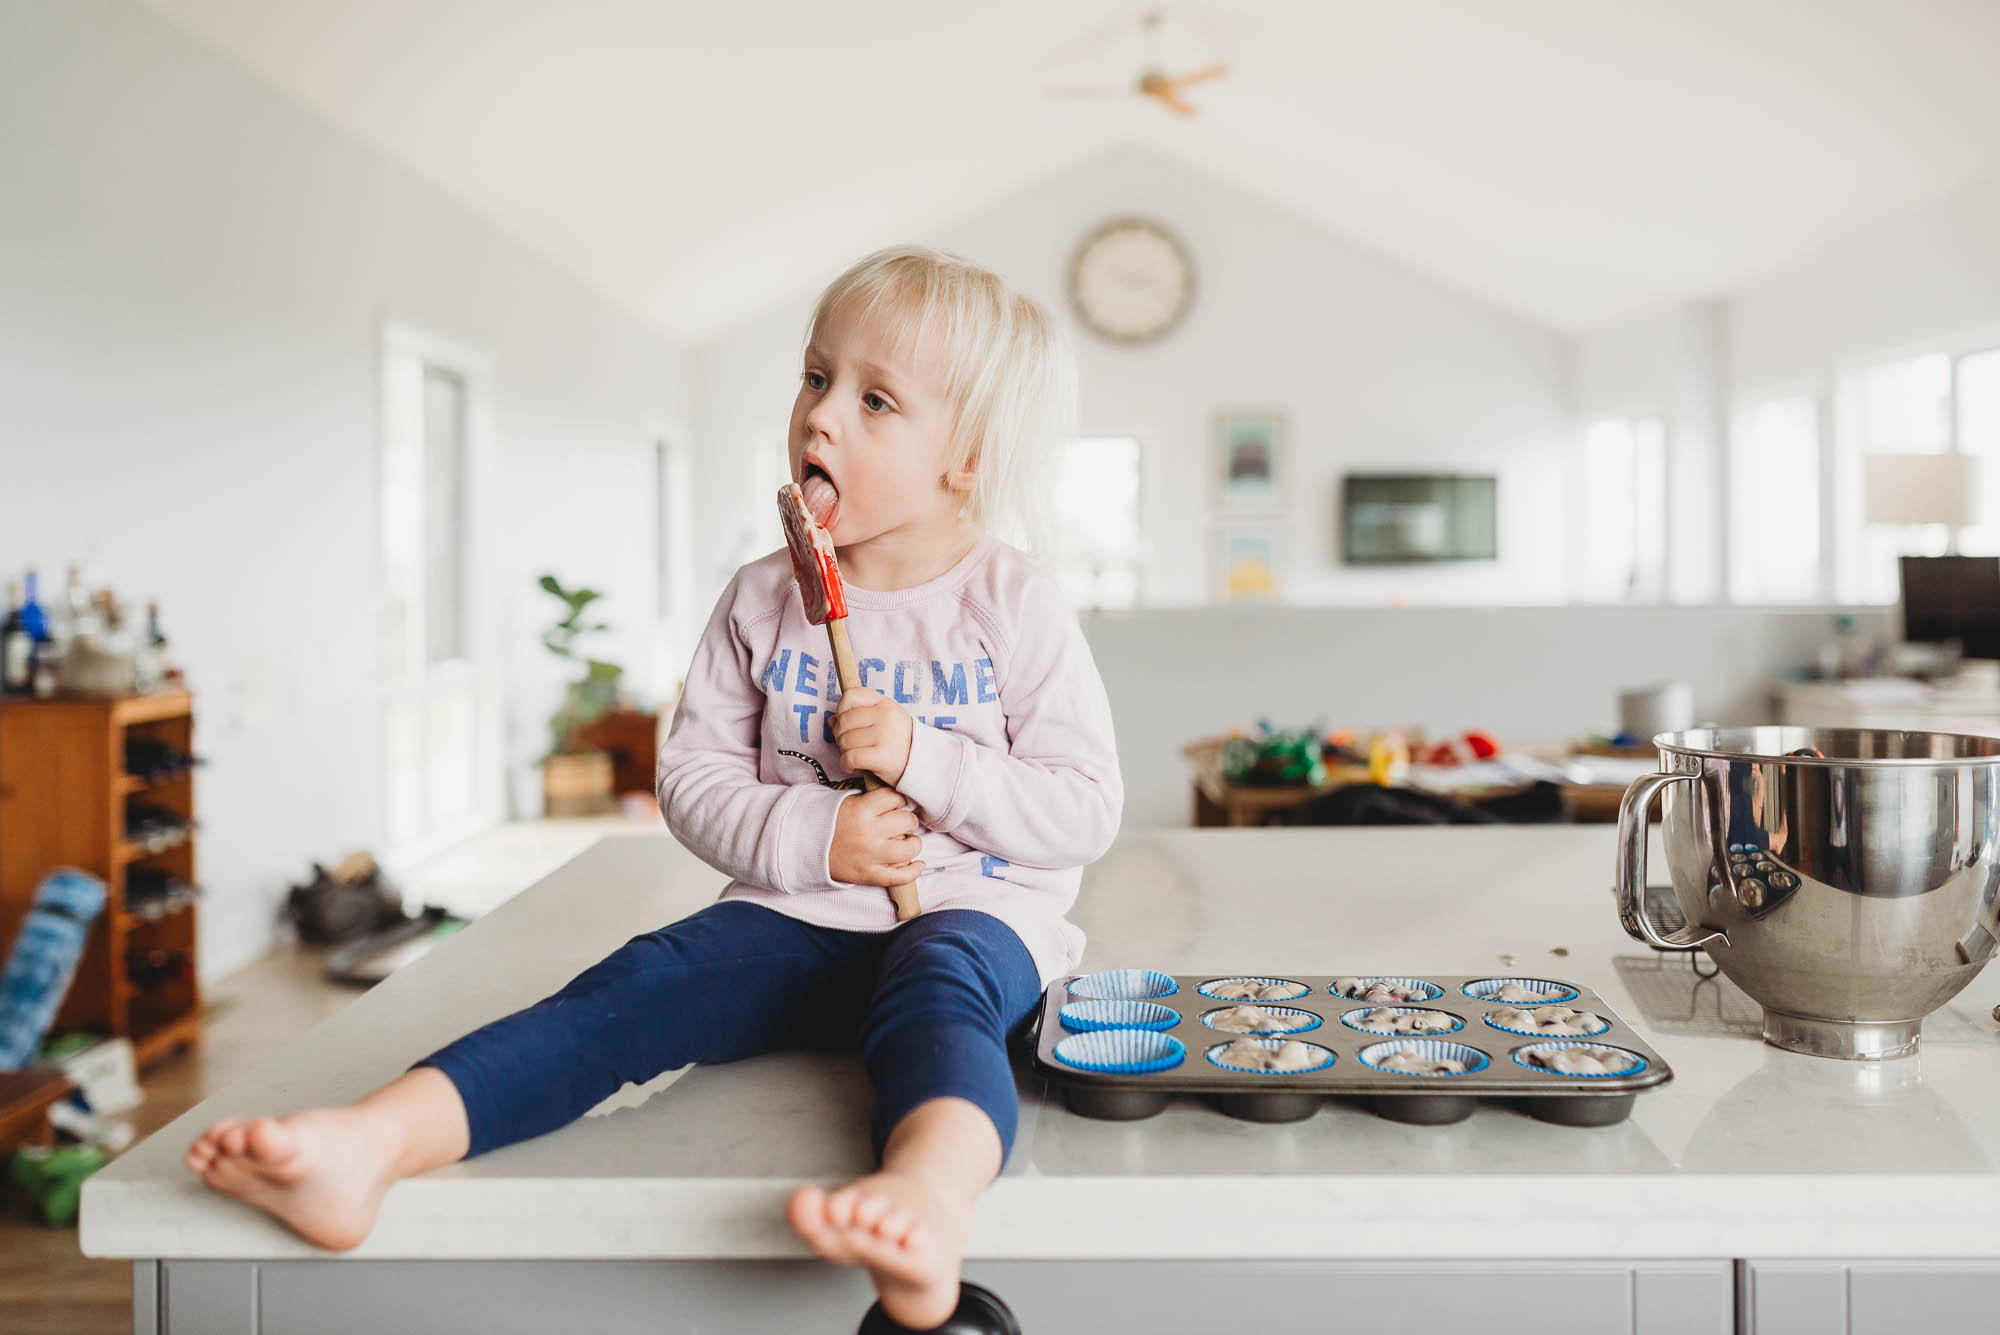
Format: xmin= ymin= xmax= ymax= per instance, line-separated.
xmin=1578 ymin=416 xmax=1666 ymax=601
xmin=1730 ymin=395 xmax=1821 ymax=603
xmin=421 ymin=367 xmax=467 ymax=663
xmin=1050 ymin=435 xmax=1143 ymax=610
xmin=1842 ymin=350 xmax=1991 ymax=602
xmin=1956 ymin=349 xmax=2000 ymax=557
xmin=654 ymin=435 xmax=691 ymax=622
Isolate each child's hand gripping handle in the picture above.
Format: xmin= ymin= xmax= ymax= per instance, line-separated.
xmin=778 ymin=481 xmax=920 ymax=922
xmin=826 ymin=618 xmax=922 ymax=923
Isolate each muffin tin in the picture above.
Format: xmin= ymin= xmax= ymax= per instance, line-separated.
xmin=1029 ymin=972 xmax=1670 ymax=1127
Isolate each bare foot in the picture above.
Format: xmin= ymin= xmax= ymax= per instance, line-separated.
xmin=787 ymin=1170 xmax=969 ymax=1330
xmin=184 ymin=1108 xmax=401 ymax=1251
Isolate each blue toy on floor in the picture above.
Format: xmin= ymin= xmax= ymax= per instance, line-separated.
xmin=0 ymin=868 xmax=108 ymax=1070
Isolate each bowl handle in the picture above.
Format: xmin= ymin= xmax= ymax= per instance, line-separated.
xmin=1617 ymin=772 xmax=1730 ymax=951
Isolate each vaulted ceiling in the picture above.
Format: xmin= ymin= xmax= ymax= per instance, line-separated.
xmin=144 ymin=0 xmax=2000 ymax=341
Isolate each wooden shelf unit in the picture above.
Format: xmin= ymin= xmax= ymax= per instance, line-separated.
xmin=0 ymin=691 xmax=203 ymax=1069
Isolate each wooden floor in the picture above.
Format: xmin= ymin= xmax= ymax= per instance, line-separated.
xmin=0 ymin=947 xmax=357 ymax=1335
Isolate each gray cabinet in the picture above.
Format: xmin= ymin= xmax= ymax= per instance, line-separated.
xmin=139 ymin=1258 xmax=1733 ymax=1335
xmin=1742 ymin=1260 xmax=2000 ymax=1334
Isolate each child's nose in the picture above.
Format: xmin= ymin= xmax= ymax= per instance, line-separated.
xmin=803 ymin=397 xmax=841 ymax=442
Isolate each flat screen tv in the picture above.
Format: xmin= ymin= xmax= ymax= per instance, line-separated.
xmin=1341 ymin=474 xmax=1497 ymax=564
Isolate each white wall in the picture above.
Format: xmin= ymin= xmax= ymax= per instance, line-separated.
xmin=1732 ymin=174 xmax=2000 ymax=393
xmin=1576 ymin=172 xmax=2000 ymax=464
xmin=0 ymin=2 xmax=690 ymax=979
xmin=1089 ymin=603 xmax=1898 ymax=829
xmin=1573 ymin=173 xmax=2000 ymax=609
xmin=692 ymin=142 xmax=1574 ymax=611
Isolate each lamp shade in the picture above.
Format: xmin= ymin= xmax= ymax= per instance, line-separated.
xmin=1865 ymin=452 xmax=1981 ymax=527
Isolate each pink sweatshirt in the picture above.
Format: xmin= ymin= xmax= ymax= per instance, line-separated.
xmin=655 ymin=535 xmax=1123 ymax=985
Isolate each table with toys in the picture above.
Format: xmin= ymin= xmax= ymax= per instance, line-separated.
xmin=1183 ymin=724 xmax=1633 ymax=827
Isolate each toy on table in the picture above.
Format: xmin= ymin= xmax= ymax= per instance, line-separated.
xmin=1222 ymin=724 xmax=1508 ymax=789
xmin=777 ymin=481 xmax=920 ymax=922
xmin=1221 ymin=721 xmax=1327 ymax=787
xmin=1412 ymin=729 xmax=1502 ymax=768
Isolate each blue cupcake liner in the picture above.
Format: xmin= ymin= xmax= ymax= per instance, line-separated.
xmin=1059 ymin=999 xmax=1182 ymax=1033
xmin=1459 ymin=976 xmax=1580 ymax=1006
xmin=1357 ymin=1038 xmax=1491 ymax=1077
xmin=1067 ymin=968 xmax=1178 ymax=1001
xmin=1329 ymin=975 xmax=1445 ymax=1003
xmin=1340 ymin=1005 xmax=1465 ymax=1037
xmin=1196 ymin=975 xmax=1310 ymax=1001
xmin=1511 ymin=1040 xmax=1647 ymax=1079
xmin=1481 ymin=1007 xmax=1610 ymax=1039
xmin=1052 ymin=1029 xmax=1186 ymax=1075
xmin=1199 ymin=1003 xmax=1323 ymax=1035
xmin=1204 ymin=1037 xmax=1336 ymax=1075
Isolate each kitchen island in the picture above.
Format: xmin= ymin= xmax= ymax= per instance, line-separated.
xmin=83 ymin=828 xmax=2000 ymax=1333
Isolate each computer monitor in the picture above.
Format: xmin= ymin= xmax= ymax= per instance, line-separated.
xmin=1900 ymin=555 xmax=2000 ymax=660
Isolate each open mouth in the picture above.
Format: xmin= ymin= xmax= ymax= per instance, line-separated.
xmin=801 ymin=456 xmax=841 ymax=528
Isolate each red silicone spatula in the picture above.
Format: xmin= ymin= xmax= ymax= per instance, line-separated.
xmin=778 ymin=482 xmax=921 ymax=921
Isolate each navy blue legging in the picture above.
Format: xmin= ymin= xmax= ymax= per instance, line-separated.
xmin=420 ymin=900 xmax=1043 ymax=1165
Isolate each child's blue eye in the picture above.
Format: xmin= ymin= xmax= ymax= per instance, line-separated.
xmin=802 ymin=370 xmax=827 ymax=390
xmin=864 ymin=393 xmax=890 ymax=413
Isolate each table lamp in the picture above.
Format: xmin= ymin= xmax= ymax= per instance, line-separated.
xmin=1865 ymin=452 xmax=1982 ymax=554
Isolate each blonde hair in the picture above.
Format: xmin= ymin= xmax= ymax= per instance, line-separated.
xmin=806 ymin=245 xmax=1076 ymax=550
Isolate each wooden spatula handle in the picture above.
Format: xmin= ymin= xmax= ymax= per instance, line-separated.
xmin=826 ymin=618 xmax=922 ymax=922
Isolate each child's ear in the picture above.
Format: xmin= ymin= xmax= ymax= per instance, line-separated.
xmin=943 ymin=456 xmax=977 ymax=494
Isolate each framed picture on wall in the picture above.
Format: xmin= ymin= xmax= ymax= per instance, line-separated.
xmin=1213 ymin=411 xmax=1287 ymax=512
xmin=1214 ymin=523 xmax=1285 ymax=602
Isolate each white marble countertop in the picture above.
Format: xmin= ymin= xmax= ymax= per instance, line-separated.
xmin=82 ymin=828 xmax=2000 ymax=1262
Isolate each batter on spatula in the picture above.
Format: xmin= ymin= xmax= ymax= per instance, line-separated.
xmin=187 ymin=246 xmax=1123 ymax=1333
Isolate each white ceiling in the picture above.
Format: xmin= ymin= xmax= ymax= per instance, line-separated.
xmin=144 ymin=0 xmax=2000 ymax=342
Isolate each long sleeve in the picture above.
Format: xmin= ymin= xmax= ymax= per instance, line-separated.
xmin=893 ymin=577 xmax=1122 ymax=869
xmin=655 ymin=577 xmax=854 ymax=894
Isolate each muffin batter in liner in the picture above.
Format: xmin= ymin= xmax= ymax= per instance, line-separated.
xmin=1341 ymin=1005 xmax=1465 ymax=1037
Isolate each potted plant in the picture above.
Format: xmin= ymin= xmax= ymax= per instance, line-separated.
xmin=538 ymin=574 xmax=624 ymax=816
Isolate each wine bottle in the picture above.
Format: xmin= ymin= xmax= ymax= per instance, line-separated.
xmin=1 ymin=579 xmax=28 ymax=695
xmin=134 ymin=598 xmax=166 ymax=693
xmin=64 ymin=563 xmax=98 ymax=645
xmin=19 ymin=569 xmax=47 ymax=642
xmin=21 ymin=571 xmax=56 ymax=699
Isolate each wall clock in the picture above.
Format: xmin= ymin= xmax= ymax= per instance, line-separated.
xmin=1067 ymin=217 xmax=1194 ymax=345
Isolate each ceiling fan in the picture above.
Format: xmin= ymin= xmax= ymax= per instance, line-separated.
xmin=1047 ymin=11 xmax=1229 ymax=116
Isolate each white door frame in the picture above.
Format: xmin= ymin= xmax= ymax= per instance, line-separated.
xmin=377 ymin=318 xmax=504 ymax=871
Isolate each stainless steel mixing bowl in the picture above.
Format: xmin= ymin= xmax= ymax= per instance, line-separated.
xmin=1617 ymin=727 xmax=2000 ymax=1060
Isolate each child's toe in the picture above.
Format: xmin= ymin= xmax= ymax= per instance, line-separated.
xmin=848 ymin=1224 xmax=928 ymax=1281
xmin=245 ymin=1117 xmax=296 ymax=1166
xmin=852 ymin=1192 xmax=892 ymax=1229
xmin=873 ymin=1207 xmax=914 ymax=1243
xmin=786 ymin=1185 xmax=826 ymax=1235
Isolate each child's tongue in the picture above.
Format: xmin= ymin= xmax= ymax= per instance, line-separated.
xmin=802 ymin=473 xmax=840 ymax=528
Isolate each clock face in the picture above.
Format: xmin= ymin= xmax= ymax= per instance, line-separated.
xmin=1068 ymin=218 xmax=1193 ymax=345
